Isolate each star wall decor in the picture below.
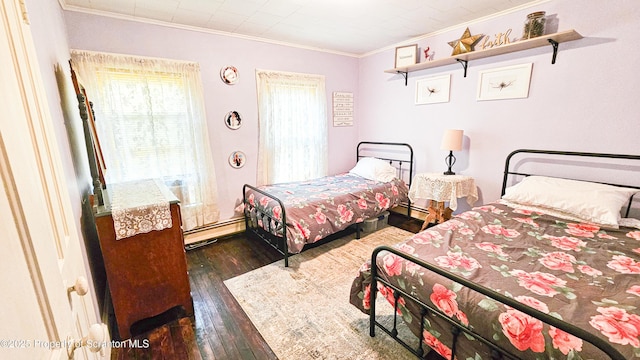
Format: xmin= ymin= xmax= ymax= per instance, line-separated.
xmin=448 ymin=27 xmax=483 ymax=56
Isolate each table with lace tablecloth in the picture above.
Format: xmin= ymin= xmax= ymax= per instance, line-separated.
xmin=408 ymin=173 xmax=478 ymax=230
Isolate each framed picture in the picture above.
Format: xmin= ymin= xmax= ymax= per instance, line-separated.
xmin=394 ymin=44 xmax=418 ymax=68
xmin=415 ymin=74 xmax=451 ymax=105
xmin=225 ymin=110 xmax=242 ymax=130
xmin=220 ymin=65 xmax=239 ymax=85
xmin=477 ymin=63 xmax=533 ymax=101
xmin=332 ymin=91 xmax=353 ymax=127
xmin=229 ymin=151 xmax=246 ymax=168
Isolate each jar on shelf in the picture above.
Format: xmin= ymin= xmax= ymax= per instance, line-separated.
xmin=522 ymin=11 xmax=546 ymax=39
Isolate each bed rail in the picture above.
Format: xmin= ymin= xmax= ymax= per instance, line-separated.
xmin=369 ymin=245 xmax=626 ymax=360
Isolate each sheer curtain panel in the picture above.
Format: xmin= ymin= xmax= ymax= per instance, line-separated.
xmin=255 ymin=70 xmax=328 ymax=185
xmin=70 ymin=50 xmax=219 ymax=230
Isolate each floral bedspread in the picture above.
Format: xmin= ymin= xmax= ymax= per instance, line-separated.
xmin=350 ymin=202 xmax=640 ymax=360
xmin=245 ymin=173 xmax=408 ymax=254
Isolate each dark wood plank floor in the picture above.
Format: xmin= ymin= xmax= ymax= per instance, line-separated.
xmin=112 ymin=213 xmax=439 ymax=359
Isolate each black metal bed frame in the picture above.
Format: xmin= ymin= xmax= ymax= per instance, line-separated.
xmin=242 ymin=141 xmax=414 ymax=267
xmin=368 ymin=149 xmax=640 ymax=360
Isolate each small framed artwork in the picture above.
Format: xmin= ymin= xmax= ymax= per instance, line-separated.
xmin=225 ymin=111 xmax=242 ymax=129
xmin=229 ymin=151 xmax=246 ymax=168
xmin=394 ymin=44 xmax=418 ymax=68
xmin=332 ymin=91 xmax=353 ymax=127
xmin=477 ymin=63 xmax=533 ymax=101
xmin=220 ymin=65 xmax=239 ymax=85
xmin=415 ymin=74 xmax=451 ymax=105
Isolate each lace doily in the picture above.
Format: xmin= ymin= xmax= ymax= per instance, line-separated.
xmin=408 ymin=173 xmax=478 ymax=211
xmin=110 ymin=179 xmax=173 ymax=240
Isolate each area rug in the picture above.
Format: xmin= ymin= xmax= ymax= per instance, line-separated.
xmin=224 ymin=226 xmax=420 ymax=360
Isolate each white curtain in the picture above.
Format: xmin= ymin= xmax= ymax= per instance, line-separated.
xmin=70 ymin=50 xmax=219 ymax=230
xmin=255 ymin=69 xmax=328 ymax=185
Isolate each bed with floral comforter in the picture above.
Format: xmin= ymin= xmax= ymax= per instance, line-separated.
xmin=244 ymin=173 xmax=408 ymax=255
xmin=350 ymin=201 xmax=640 ymax=359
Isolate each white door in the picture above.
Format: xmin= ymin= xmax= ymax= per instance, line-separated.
xmin=0 ymin=1 xmax=106 ymax=359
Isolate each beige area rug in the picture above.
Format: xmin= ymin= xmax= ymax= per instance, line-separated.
xmin=224 ymin=226 xmax=420 ymax=360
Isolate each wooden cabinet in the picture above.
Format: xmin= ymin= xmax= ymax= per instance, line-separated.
xmin=94 ymin=181 xmax=193 ymax=339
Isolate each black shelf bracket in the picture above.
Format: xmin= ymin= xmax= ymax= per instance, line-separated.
xmin=456 ymin=59 xmax=468 ymax=77
xmin=548 ymin=39 xmax=559 ymax=64
xmin=397 ymin=71 xmax=408 ymax=86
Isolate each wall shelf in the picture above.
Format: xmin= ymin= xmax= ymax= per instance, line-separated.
xmin=385 ymin=30 xmax=582 ymax=85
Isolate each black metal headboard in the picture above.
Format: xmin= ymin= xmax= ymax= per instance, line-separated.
xmin=356 ymin=141 xmax=414 ymax=186
xmin=502 ymin=149 xmax=640 ymax=216
xmin=356 ymin=141 xmax=414 ymax=216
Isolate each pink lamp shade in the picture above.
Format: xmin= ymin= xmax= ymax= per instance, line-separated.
xmin=440 ymin=129 xmax=464 ymax=151
xmin=441 ymin=129 xmax=464 ymax=175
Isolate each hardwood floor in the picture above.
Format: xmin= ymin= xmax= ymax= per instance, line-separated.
xmin=112 ymin=213 xmax=438 ymax=359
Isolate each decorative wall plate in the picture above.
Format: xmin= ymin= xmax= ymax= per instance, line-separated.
xmin=225 ymin=110 xmax=242 ymax=129
xmin=220 ymin=66 xmax=239 ymax=85
xmin=229 ymin=151 xmax=246 ymax=168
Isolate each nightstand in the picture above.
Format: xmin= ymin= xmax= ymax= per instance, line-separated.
xmin=408 ymin=173 xmax=478 ymax=230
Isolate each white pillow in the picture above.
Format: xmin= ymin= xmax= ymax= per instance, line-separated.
xmin=502 ymin=176 xmax=638 ymax=227
xmin=349 ymin=157 xmax=397 ymax=182
xmin=499 ymin=199 xmax=605 ymax=227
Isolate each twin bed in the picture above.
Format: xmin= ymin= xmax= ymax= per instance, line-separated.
xmin=349 ymin=149 xmax=640 ymax=360
xmin=242 ymin=141 xmax=413 ymax=267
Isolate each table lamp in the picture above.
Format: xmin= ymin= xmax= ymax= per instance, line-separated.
xmin=441 ymin=129 xmax=463 ymax=175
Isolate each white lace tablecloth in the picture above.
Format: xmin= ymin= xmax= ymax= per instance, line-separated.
xmin=110 ymin=179 xmax=172 ymax=240
xmin=408 ymin=173 xmax=478 ymax=211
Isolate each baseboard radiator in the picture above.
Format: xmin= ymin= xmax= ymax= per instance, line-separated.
xmin=183 ymin=217 xmax=245 ymax=249
xmin=182 ymin=204 xmax=428 ymax=249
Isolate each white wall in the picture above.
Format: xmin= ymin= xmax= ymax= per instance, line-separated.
xmin=58 ymin=1 xmax=640 ymax=223
xmin=63 ymin=11 xmax=360 ymax=221
xmin=358 ymin=0 xmax=640 ymax=210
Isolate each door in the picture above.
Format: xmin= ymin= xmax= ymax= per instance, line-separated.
xmin=0 ymin=1 xmax=106 ymax=359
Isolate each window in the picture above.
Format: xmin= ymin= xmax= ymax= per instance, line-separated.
xmin=255 ymin=70 xmax=328 ymax=185
xmin=70 ymin=51 xmax=219 ymax=230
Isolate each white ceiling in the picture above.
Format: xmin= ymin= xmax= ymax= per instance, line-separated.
xmin=60 ymin=0 xmax=542 ymax=56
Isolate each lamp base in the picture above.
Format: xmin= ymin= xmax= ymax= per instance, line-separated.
xmin=444 ymin=151 xmax=456 ymax=176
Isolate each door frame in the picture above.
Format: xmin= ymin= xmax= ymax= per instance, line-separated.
xmin=0 ymin=0 xmax=104 ymax=358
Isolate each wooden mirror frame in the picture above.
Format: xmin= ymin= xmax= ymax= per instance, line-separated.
xmin=69 ymin=60 xmax=106 ymax=206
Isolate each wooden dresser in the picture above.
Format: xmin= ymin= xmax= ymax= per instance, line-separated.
xmin=94 ymin=180 xmax=193 ymax=339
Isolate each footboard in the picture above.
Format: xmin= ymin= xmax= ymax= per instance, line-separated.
xmin=243 ymin=183 xmax=365 ymax=267
xmin=243 ymin=184 xmax=291 ymax=266
xmin=368 ymin=246 xmax=626 ymax=360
